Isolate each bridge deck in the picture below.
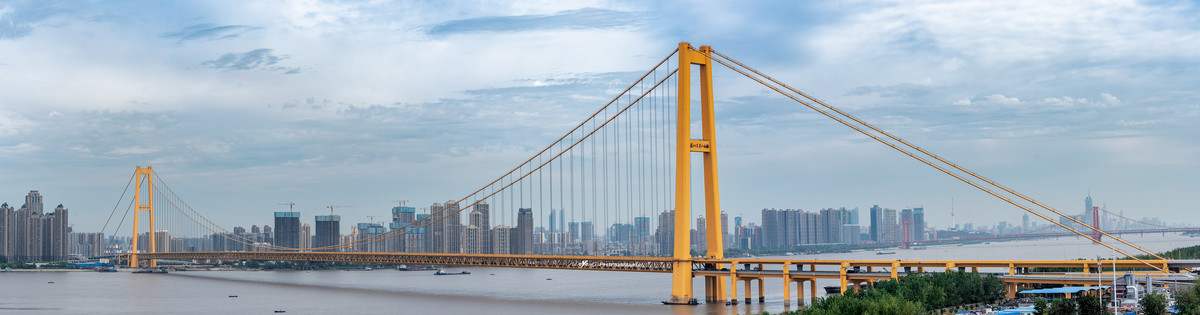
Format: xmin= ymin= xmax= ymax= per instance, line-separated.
xmin=125 ymin=252 xmax=1194 ymax=274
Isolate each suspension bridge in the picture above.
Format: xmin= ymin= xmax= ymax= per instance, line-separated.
xmin=105 ymin=43 xmax=1196 ymax=305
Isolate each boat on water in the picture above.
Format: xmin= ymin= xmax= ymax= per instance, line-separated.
xmin=274 ymin=310 xmax=286 ymax=313
xmin=912 ymin=246 xmax=927 ymax=250
xmin=824 ymin=283 xmax=858 ymax=294
xmin=132 ymin=269 xmax=168 ymax=274
xmin=345 ymin=267 xmax=374 ymax=271
xmin=95 ymin=267 xmax=118 ymax=272
xmin=434 ymin=269 xmax=470 ymax=275
xmin=876 ymin=251 xmax=896 ymax=255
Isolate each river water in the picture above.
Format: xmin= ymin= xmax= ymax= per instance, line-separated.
xmin=3 ymin=234 xmax=1196 ymax=314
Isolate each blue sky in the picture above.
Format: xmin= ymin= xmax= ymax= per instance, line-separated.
xmin=1 ymin=0 xmax=1197 ymax=235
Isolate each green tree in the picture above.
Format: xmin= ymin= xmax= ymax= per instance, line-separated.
xmin=0 ymin=254 xmax=7 ymax=263
xmin=1034 ymin=297 xmax=1049 ymax=315
xmin=797 ymin=290 xmax=922 ymax=315
xmin=1075 ymin=295 xmax=1104 ymax=315
xmin=1176 ymin=281 xmax=1200 ymax=315
xmin=1141 ymin=292 xmax=1168 ymax=315
xmin=1048 ymin=298 xmax=1077 ymax=315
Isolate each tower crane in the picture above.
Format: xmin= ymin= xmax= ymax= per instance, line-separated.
xmin=279 ymin=202 xmax=296 ymax=212
xmin=367 ymin=216 xmax=388 ymax=225
xmin=327 ymin=205 xmax=355 ymax=215
xmin=391 ymin=200 xmax=408 ymax=207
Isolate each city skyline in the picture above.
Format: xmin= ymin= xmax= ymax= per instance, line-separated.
xmin=1 ymin=1 xmax=1198 ymax=233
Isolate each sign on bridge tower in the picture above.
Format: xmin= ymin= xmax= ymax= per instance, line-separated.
xmin=667 ymin=42 xmax=727 ymax=305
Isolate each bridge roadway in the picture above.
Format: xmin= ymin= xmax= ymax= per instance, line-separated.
xmin=123 ymin=252 xmax=1199 ymax=303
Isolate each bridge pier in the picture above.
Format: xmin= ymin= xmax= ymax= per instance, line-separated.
xmin=809 ymin=279 xmax=818 ymax=301
xmin=743 ymin=279 xmax=752 ymax=304
xmin=758 ymin=278 xmax=765 ymax=303
xmin=795 ymin=280 xmax=805 ymax=305
xmin=782 ymin=263 xmax=791 ymax=305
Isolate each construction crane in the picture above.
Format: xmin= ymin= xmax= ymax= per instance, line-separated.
xmin=327 ymin=205 xmax=355 ymax=216
xmin=279 ymin=202 xmax=296 ymax=212
xmin=367 ymin=215 xmax=388 ymax=225
xmin=391 ymin=200 xmax=408 ymax=207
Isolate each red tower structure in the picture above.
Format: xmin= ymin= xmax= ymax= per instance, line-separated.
xmin=1090 ymin=206 xmax=1102 ymax=243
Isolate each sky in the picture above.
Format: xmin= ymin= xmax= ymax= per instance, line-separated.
xmin=1 ymin=0 xmax=1198 ymax=235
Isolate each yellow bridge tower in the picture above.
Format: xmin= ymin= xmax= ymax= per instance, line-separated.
xmin=129 ymin=166 xmax=157 ymax=268
xmin=668 ymin=42 xmax=727 ymax=305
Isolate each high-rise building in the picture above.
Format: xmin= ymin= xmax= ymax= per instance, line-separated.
xmin=426 ymin=201 xmax=462 ymax=253
xmin=405 ymin=213 xmax=428 ymax=253
xmin=733 ymin=216 xmax=743 ymax=250
xmin=299 ymin=223 xmax=312 ymax=249
xmin=1022 ymin=213 xmax=1030 ymax=234
xmin=720 ymin=212 xmax=729 ymax=249
xmin=273 ymin=212 xmax=301 ymax=249
xmin=492 ymin=225 xmax=512 ymax=255
xmin=314 ymin=215 xmax=341 ymax=251
xmin=426 ymin=203 xmax=444 ymax=253
xmin=513 ymin=208 xmax=533 ymax=254
xmin=392 ymin=206 xmax=416 ymax=224
xmin=1084 ymin=193 xmax=1093 ymax=223
xmin=609 ymin=223 xmax=634 ymax=244
xmin=634 ymin=217 xmax=650 ymax=239
xmin=137 ymin=230 xmax=170 ymax=253
xmin=912 ymin=207 xmax=925 ymax=241
xmin=580 ymin=221 xmax=594 ymax=241
xmin=761 ymin=209 xmax=781 ymax=248
xmin=0 ymin=192 xmax=70 ymax=261
xmin=692 ymin=216 xmax=706 ymax=251
xmin=568 ymin=221 xmax=581 ymax=244
xmin=869 ymin=205 xmax=883 ymax=242
xmin=356 ymin=223 xmax=385 ymax=252
xmin=900 ymin=208 xmax=914 ymax=242
xmin=818 ymin=208 xmax=842 ymax=244
xmin=43 ymin=204 xmax=69 ymax=260
xmin=15 ymin=194 xmax=43 ymax=260
xmin=469 ymin=202 xmax=490 ymax=254
xmin=69 ymin=232 xmax=105 ymax=258
xmin=883 ymin=208 xmax=898 ymax=242
xmin=654 ymin=210 xmax=673 ymax=256
xmin=383 ymin=206 xmax=415 ymax=252
xmin=25 ymin=191 xmax=43 ymax=214
xmin=463 ymin=225 xmax=481 ymax=254
xmin=0 ymin=203 xmax=11 ymax=259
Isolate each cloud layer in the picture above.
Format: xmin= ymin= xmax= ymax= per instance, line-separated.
xmin=0 ymin=1 xmax=1197 ymax=234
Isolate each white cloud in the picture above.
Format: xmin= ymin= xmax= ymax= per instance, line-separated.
xmin=978 ymin=94 xmax=1022 ymax=106
xmin=108 ymin=146 xmax=162 ymax=155
xmin=0 ymin=142 xmax=37 ymax=154
xmin=0 ymin=109 xmax=38 ymax=136
xmin=810 ymin=1 xmax=1200 ymax=65
xmin=1116 ymin=120 xmax=1160 ymax=127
